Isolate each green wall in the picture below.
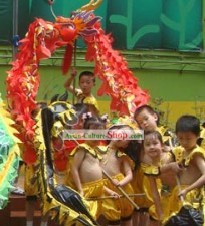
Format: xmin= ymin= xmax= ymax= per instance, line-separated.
xmin=0 ymin=0 xmax=203 ymax=50
xmin=1 ymin=48 xmax=205 ymax=127
xmin=1 ymin=47 xmax=205 ymax=102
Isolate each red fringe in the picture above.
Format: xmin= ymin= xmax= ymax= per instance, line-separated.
xmin=62 ymin=44 xmax=73 ymax=75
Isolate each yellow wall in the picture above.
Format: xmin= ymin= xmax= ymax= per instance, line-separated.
xmin=98 ymin=100 xmax=205 ymax=129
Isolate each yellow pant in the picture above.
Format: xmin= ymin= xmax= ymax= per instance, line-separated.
xmin=101 ymin=173 xmax=134 ymax=222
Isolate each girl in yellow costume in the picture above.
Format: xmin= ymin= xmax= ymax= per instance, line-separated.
xmin=137 ymin=131 xmax=166 ymax=226
xmin=133 ymin=131 xmax=181 ymax=226
xmin=98 ymin=124 xmax=135 ymax=226
xmin=133 ymin=105 xmax=178 ymax=225
xmin=162 ymin=115 xmax=205 ymax=226
xmin=64 ymin=113 xmax=105 ymax=223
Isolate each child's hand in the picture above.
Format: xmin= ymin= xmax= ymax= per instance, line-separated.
xmin=79 ymin=189 xmax=84 ymax=197
xmin=112 ymin=178 xmax=120 ymax=187
xmin=178 ymin=188 xmax=188 ymax=200
xmin=170 ymin=162 xmax=183 ymax=173
xmin=105 ymin=187 xmax=120 ymax=199
xmin=71 ymin=68 xmax=77 ymax=77
xmin=110 ymin=191 xmax=120 ymax=199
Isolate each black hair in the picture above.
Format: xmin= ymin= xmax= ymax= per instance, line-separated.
xmin=79 ymin=71 xmax=95 ymax=83
xmin=124 ymin=140 xmax=142 ymax=170
xmin=83 ymin=115 xmax=104 ymax=130
xmin=143 ymin=130 xmax=163 ymax=145
xmin=106 ymin=124 xmax=133 ymax=144
xmin=108 ymin=124 xmax=142 ymax=169
xmin=73 ymin=103 xmax=88 ymax=118
xmin=134 ymin=105 xmax=155 ymax=118
xmin=175 ymin=115 xmax=200 ymax=136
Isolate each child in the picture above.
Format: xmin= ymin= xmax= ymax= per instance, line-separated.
xmin=134 ymin=105 xmax=158 ymax=133
xmin=64 ymin=113 xmax=105 ymax=221
xmin=134 ymin=104 xmax=176 ymax=149
xmin=64 ymin=68 xmax=99 ymax=116
xmin=133 ymin=105 xmax=176 ymax=225
xmin=140 ymin=131 xmax=170 ymax=226
xmin=99 ymin=124 xmax=135 ymax=226
xmin=163 ymin=115 xmax=205 ymax=225
xmin=138 ymin=130 xmax=182 ymax=226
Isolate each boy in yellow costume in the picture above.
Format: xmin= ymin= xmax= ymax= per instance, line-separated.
xmin=163 ymin=115 xmax=205 ymax=226
xmin=64 ymin=114 xmax=105 ymax=222
xmin=99 ymin=124 xmax=135 ymax=226
xmin=64 ymin=68 xmax=99 ymax=116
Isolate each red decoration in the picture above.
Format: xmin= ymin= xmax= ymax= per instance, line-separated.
xmin=6 ymin=12 xmax=149 ymax=164
xmin=53 ymin=139 xmax=84 ymax=172
xmin=62 ymin=44 xmax=73 ymax=75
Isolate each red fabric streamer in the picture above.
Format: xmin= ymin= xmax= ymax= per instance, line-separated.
xmin=62 ymin=44 xmax=73 ymax=75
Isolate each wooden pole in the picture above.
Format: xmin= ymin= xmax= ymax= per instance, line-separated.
xmin=86 ymin=193 xmax=145 ymax=201
xmin=72 ymin=41 xmax=77 ymax=105
xmin=102 ymin=169 xmax=139 ymax=210
xmin=12 ymin=0 xmax=18 ymax=60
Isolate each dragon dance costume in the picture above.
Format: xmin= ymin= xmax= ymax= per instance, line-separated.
xmin=0 ymin=97 xmax=22 ymax=208
xmin=4 ymin=0 xmax=149 ymax=224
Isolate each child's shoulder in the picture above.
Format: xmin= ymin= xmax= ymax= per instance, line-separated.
xmin=186 ymin=146 xmax=205 ymax=162
xmin=83 ymin=95 xmax=98 ymax=105
xmin=97 ymin=145 xmax=108 ymax=154
xmin=173 ymin=145 xmax=205 ymax=166
xmin=71 ymin=143 xmax=98 ymax=158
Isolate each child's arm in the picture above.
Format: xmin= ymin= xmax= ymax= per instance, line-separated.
xmin=117 ymin=158 xmax=133 ymax=187
xmin=64 ymin=68 xmax=77 ymax=94
xmin=178 ymin=155 xmax=205 ymax=198
xmin=148 ymin=176 xmax=163 ymax=221
xmin=160 ymin=162 xmax=182 ymax=175
xmin=103 ymin=185 xmax=120 ymax=199
xmin=70 ymin=148 xmax=85 ymax=196
xmin=160 ymin=151 xmax=182 ymax=175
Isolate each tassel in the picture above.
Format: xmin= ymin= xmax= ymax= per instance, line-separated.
xmin=62 ymin=44 xmax=73 ymax=75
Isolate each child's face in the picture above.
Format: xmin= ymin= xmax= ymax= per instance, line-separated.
xmin=177 ymin=131 xmax=198 ymax=151
xmin=143 ymin=134 xmax=163 ymax=159
xmin=111 ymin=127 xmax=132 ymax=149
xmin=115 ymin=139 xmax=130 ymax=149
xmin=79 ymin=75 xmax=94 ymax=95
xmin=135 ymin=109 xmax=158 ymax=132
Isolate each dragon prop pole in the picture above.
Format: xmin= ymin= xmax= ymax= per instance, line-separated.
xmin=86 ymin=193 xmax=145 ymax=201
xmin=102 ymin=169 xmax=139 ymax=210
xmin=72 ymin=41 xmax=77 ymax=105
xmin=12 ymin=0 xmax=18 ymax=59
